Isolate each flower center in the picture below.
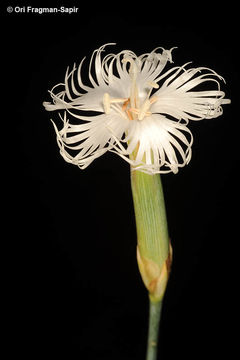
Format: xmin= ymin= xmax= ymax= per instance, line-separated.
xmin=103 ymin=56 xmax=159 ymax=121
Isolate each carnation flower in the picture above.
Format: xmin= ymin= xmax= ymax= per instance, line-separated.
xmin=43 ymin=43 xmax=230 ymax=174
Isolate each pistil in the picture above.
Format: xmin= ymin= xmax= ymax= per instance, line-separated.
xmin=122 ymin=56 xmax=140 ymax=119
xmin=103 ymin=59 xmax=159 ymax=121
xmin=130 ymin=96 xmax=158 ymax=121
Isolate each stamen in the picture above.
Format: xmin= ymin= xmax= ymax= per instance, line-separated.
xmin=149 ymin=96 xmax=158 ymax=104
xmin=111 ymin=97 xmax=128 ymax=104
xmin=103 ymin=93 xmax=128 ymax=114
xmin=147 ymin=81 xmax=159 ymax=89
xmin=126 ymin=109 xmax=134 ymax=121
xmin=133 ymin=96 xmax=158 ymax=121
xmin=138 ymin=100 xmax=152 ymax=120
xmin=140 ymin=96 xmax=158 ymax=120
xmin=103 ymin=93 xmax=111 ymax=114
xmin=104 ymin=60 xmax=159 ymax=121
xmin=122 ymin=98 xmax=130 ymax=111
xmin=146 ymin=81 xmax=159 ymax=99
xmin=130 ymin=108 xmax=152 ymax=118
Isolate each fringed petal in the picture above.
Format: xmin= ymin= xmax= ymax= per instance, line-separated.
xmin=44 ymin=44 xmax=230 ymax=173
xmin=50 ymin=110 xmax=129 ymax=167
xmin=152 ymin=65 xmax=230 ymax=122
xmin=110 ymin=115 xmax=193 ymax=174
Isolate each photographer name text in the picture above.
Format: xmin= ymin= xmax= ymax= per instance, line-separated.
xmin=7 ymin=6 xmax=79 ymax=14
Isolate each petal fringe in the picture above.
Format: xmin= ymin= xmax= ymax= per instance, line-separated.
xmin=44 ymin=44 xmax=230 ymax=173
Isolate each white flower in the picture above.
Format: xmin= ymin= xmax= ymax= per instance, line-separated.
xmin=43 ymin=43 xmax=230 ymax=174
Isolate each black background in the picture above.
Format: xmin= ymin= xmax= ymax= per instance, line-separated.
xmin=2 ymin=2 xmax=238 ymax=359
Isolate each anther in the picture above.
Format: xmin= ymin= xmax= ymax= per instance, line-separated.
xmin=130 ymin=108 xmax=152 ymax=120
xmin=146 ymin=82 xmax=159 ymax=99
xmin=103 ymin=93 xmax=128 ymax=114
xmin=147 ymin=81 xmax=159 ymax=89
xmin=103 ymin=93 xmax=111 ymax=114
xmin=131 ymin=96 xmax=158 ymax=121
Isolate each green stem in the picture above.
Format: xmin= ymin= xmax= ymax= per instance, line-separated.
xmin=146 ymin=298 xmax=163 ymax=360
xmin=130 ymin=167 xmax=171 ymax=359
xmin=130 ymin=170 xmax=169 ymax=269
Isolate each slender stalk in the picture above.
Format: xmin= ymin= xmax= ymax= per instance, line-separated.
xmin=130 ymin=170 xmax=169 ymax=270
xmin=146 ymin=299 xmax=163 ymax=360
xmin=130 ymin=167 xmax=172 ymax=360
